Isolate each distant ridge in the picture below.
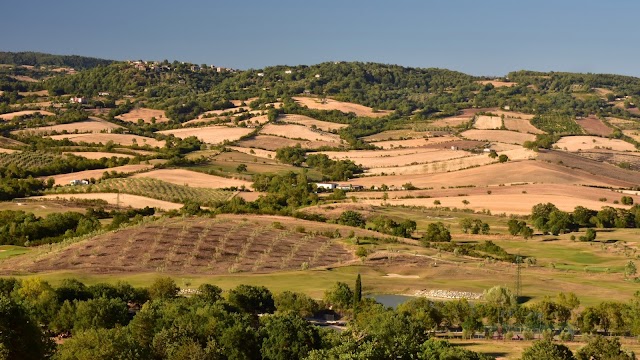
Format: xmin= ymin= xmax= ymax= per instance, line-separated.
xmin=0 ymin=51 xmax=114 ymax=69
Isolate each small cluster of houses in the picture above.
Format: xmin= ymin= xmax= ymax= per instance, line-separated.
xmin=128 ymin=60 xmax=235 ymax=74
xmin=315 ymin=183 xmax=364 ymax=192
xmin=69 ymin=179 xmax=90 ymax=186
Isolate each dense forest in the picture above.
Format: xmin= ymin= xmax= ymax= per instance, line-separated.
xmin=1 ymin=277 xmax=638 ymax=359
xmin=0 ymin=52 xmax=114 ymax=69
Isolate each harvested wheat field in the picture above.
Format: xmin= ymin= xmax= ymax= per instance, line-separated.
xmin=0 ymin=136 xmax=24 ymax=148
xmin=0 ymin=110 xmax=54 ymax=120
xmin=320 ymin=148 xmax=471 ymax=168
xmin=0 ymin=215 xmax=358 ymax=275
xmin=476 ymin=80 xmax=517 ymax=88
xmin=132 ymin=169 xmax=252 ymax=189
xmin=278 ymin=114 xmax=347 ymax=131
xmin=228 ymin=146 xmax=277 ymax=160
xmin=64 ymin=152 xmax=134 ymax=160
xmin=503 ymin=118 xmax=545 ymax=134
xmin=576 ymin=116 xmax=613 ymax=136
xmin=607 ymin=117 xmax=639 ymax=130
xmin=12 ymin=117 xmax=122 ymax=135
xmin=45 ymin=164 xmax=153 ymax=185
xmin=623 ymin=130 xmax=640 ymax=142
xmin=50 ymin=133 xmax=165 ymax=147
xmin=18 ymin=90 xmax=49 ymax=97
xmin=364 ymin=154 xmax=498 ymax=175
xmin=492 ymin=110 xmax=535 ymax=120
xmin=158 ymin=126 xmax=253 ymax=144
xmin=293 ymin=96 xmax=391 ymax=117
xmin=116 ymin=108 xmax=168 ymax=123
xmin=0 ymin=148 xmax=18 ymax=154
xmin=461 ymin=129 xmax=536 ymax=145
xmin=348 ymin=160 xmax=630 ymax=189
xmin=474 ymin=115 xmax=503 ymax=130
xmin=429 ymin=115 xmax=473 ymax=128
xmin=237 ymin=135 xmax=334 ymax=151
xmin=374 ymin=193 xmax=634 ymax=215
xmin=260 ymin=123 xmax=342 ymax=143
xmin=555 ymin=136 xmax=637 ymax=152
xmin=371 ymin=138 xmax=430 ymax=149
xmin=34 ymin=193 xmax=182 ymax=211
xmin=362 ymin=129 xmax=432 ymax=142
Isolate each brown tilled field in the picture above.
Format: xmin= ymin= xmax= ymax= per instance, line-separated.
xmin=116 ymin=108 xmax=168 ymax=123
xmin=0 ymin=136 xmax=24 ymax=147
xmin=0 ymin=216 xmax=357 ymax=275
xmin=293 ymin=96 xmax=391 ymax=117
xmin=0 ymin=110 xmax=55 ymax=120
xmin=555 ymin=136 xmax=637 ymax=152
xmin=158 ymin=126 xmax=254 ymax=144
xmin=132 ymin=169 xmax=252 ymax=189
xmin=260 ymin=123 xmax=342 ymax=143
xmin=576 ymin=116 xmax=613 ymax=136
xmin=278 ymin=114 xmax=348 ymax=131
xmin=12 ymin=117 xmax=122 ymax=135
xmin=503 ymin=118 xmax=545 ymax=134
xmin=49 ymin=133 xmax=166 ymax=147
xmin=348 ymin=160 xmax=632 ymax=189
xmin=461 ymin=129 xmax=536 ymax=145
xmin=35 ymin=193 xmax=182 ymax=210
xmin=45 ymin=164 xmax=153 ymax=185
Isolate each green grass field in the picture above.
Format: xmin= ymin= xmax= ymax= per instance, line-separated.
xmin=0 ymin=245 xmax=31 ymax=259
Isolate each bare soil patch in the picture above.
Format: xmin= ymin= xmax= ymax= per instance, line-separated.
xmin=555 ymin=136 xmax=636 ymax=152
xmin=576 ymin=116 xmax=613 ymax=136
xmin=0 ymin=110 xmax=54 ymax=120
xmin=132 ymin=169 xmax=252 ymax=189
xmin=537 ymin=149 xmax=640 ymax=186
xmin=50 ymin=133 xmax=165 ymax=147
xmin=474 ymin=115 xmax=503 ymax=130
xmin=0 ymin=136 xmax=24 ymax=148
xmin=45 ymin=164 xmax=153 ymax=185
xmin=34 ymin=193 xmax=182 ymax=211
xmin=13 ymin=117 xmax=122 ymax=135
xmin=503 ymin=118 xmax=545 ymax=134
xmin=260 ymin=123 xmax=342 ymax=143
xmin=158 ymin=126 xmax=254 ymax=144
xmin=461 ymin=130 xmax=536 ymax=145
xmin=0 ymin=216 xmax=356 ymax=275
xmin=116 ymin=108 xmax=168 ymax=123
xmin=575 ymin=149 xmax=640 ymax=171
xmin=278 ymin=114 xmax=347 ymax=131
xmin=476 ymin=80 xmax=517 ymax=88
xmin=293 ymin=96 xmax=391 ymax=117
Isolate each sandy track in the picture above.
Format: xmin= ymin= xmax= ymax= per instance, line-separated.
xmin=132 ymin=169 xmax=252 ymax=189
xmin=159 ymin=126 xmax=254 ymax=144
xmin=555 ymin=136 xmax=637 ymax=152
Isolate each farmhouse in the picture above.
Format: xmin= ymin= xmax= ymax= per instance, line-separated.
xmin=69 ymin=179 xmax=90 ymax=185
xmin=315 ymin=182 xmax=337 ymax=190
xmin=69 ymin=97 xmax=86 ymax=104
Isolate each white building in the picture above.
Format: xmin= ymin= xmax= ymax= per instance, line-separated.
xmin=315 ymin=182 xmax=337 ymax=190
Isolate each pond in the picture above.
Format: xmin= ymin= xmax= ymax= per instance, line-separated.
xmin=368 ymin=294 xmax=414 ymax=309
